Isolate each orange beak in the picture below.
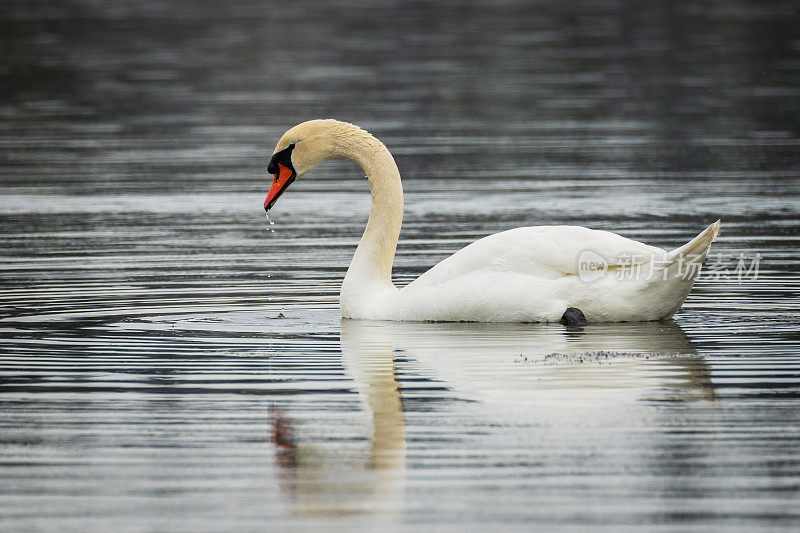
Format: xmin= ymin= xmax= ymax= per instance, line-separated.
xmin=264 ymin=163 xmax=296 ymax=212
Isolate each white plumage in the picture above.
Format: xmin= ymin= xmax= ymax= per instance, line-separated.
xmin=266 ymin=119 xmax=720 ymax=323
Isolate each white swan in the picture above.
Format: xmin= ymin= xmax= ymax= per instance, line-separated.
xmin=265 ymin=119 xmax=720 ymax=324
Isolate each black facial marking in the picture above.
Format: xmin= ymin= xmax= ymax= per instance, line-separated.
xmin=267 ymin=143 xmax=295 ymax=175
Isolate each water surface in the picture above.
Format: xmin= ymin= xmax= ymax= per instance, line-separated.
xmin=1 ymin=0 xmax=799 ymax=530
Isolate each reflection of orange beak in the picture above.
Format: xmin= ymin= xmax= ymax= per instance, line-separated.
xmin=264 ymin=163 xmax=296 ymax=212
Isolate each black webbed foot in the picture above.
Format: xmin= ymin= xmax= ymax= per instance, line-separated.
xmin=561 ymin=307 xmax=588 ymax=327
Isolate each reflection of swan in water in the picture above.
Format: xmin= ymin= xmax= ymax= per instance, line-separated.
xmin=272 ymin=318 xmax=713 ymax=518
xmin=347 ymin=319 xmax=715 ymax=408
xmin=271 ymin=319 xmax=405 ymax=520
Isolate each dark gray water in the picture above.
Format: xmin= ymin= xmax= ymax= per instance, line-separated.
xmin=2 ymin=0 xmax=800 ymax=530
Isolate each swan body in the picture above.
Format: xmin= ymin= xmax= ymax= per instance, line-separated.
xmin=265 ymin=119 xmax=720 ymax=323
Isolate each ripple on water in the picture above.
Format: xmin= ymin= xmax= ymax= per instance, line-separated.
xmin=2 ymin=0 xmax=800 ymax=528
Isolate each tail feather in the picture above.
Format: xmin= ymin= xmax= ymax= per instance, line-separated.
xmin=665 ymin=219 xmax=721 ymax=266
xmin=652 ymin=220 xmax=721 ymax=319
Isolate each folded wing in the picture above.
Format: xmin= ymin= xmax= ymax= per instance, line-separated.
xmin=407 ymin=226 xmax=666 ymax=289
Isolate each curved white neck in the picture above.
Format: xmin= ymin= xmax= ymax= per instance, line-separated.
xmin=338 ymin=132 xmax=403 ymax=310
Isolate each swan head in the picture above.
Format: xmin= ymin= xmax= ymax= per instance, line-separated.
xmin=264 ymin=119 xmax=342 ymax=212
